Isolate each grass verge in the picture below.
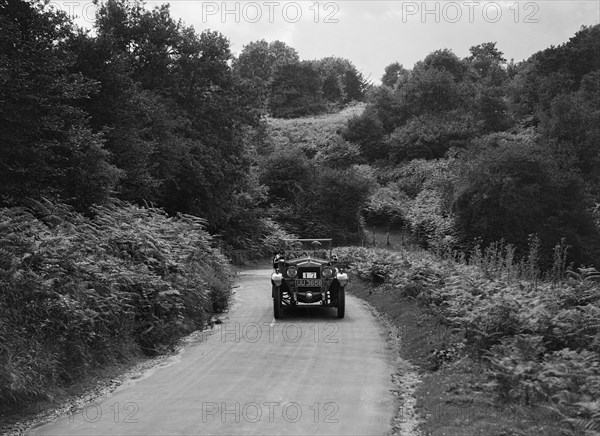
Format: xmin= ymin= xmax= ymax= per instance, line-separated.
xmin=337 ymin=244 xmax=600 ymax=436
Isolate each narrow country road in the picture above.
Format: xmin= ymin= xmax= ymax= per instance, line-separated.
xmin=28 ymin=269 xmax=396 ymax=435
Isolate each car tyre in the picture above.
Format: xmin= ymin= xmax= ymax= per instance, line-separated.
xmin=273 ymin=286 xmax=282 ymax=319
xmin=337 ymin=287 xmax=345 ymax=319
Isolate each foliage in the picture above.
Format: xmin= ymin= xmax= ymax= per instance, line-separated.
xmin=452 ymin=139 xmax=600 ymax=266
xmin=260 ymin=146 xmax=312 ymax=202
xmin=364 ymin=159 xmax=455 ymax=251
xmin=234 ymin=39 xmax=299 ymax=83
xmin=305 ymin=165 xmax=376 ymax=243
xmin=362 ymin=186 xmax=409 ymax=228
xmin=222 ymin=218 xmax=298 ymax=265
xmin=262 ymin=103 xmax=365 ymax=157
xmin=398 ymin=67 xmax=466 ymax=120
xmin=404 ymin=189 xmax=456 ymax=252
xmin=387 ymin=110 xmax=477 ymax=162
xmin=420 ymin=48 xmax=468 ymax=82
xmin=2 ymin=0 xmax=272 ymax=247
xmin=342 ymin=107 xmax=387 ymax=161
xmin=314 ymin=137 xmax=363 ymax=169
xmin=0 ymin=0 xmax=121 ymax=209
xmin=265 ymin=161 xmax=376 ymax=244
xmin=510 ymin=25 xmax=600 ymax=118
xmin=269 ymin=61 xmax=327 ymax=118
xmin=466 ymin=42 xmax=507 ymax=82
xmin=0 ymin=0 xmax=283 ymax=259
xmin=0 ymin=199 xmax=231 ymax=409
xmin=233 ymin=39 xmax=299 ymax=110
xmin=541 ymin=71 xmax=600 ymax=190
xmin=80 ymin=0 xmax=263 ymax=225
xmin=234 ymin=43 xmax=367 ymax=118
xmin=314 ymin=56 xmax=368 ymax=103
xmin=343 ymin=67 xmax=367 ymax=103
xmin=381 ymin=62 xmax=409 ymax=88
xmin=345 ymin=29 xmax=599 ymax=271
xmin=4 ymin=5 xmax=600 ymax=429
xmin=337 ymin=245 xmax=600 ymax=433
xmin=259 ymin=107 xmax=375 ymax=244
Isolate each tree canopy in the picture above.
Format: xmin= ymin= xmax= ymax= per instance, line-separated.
xmin=342 ymin=26 xmax=600 ymax=266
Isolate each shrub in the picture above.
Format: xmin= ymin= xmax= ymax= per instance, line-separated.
xmin=342 ymin=108 xmax=387 ymax=161
xmin=452 ymin=139 xmax=600 ymax=267
xmin=387 ymin=111 xmax=476 ymax=162
xmin=339 ymin=244 xmax=600 ymax=432
xmin=0 ymin=199 xmax=232 ymax=409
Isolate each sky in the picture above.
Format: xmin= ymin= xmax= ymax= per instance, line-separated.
xmin=58 ymin=1 xmax=600 ymax=83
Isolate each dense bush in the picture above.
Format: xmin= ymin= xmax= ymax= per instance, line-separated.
xmin=336 ymin=245 xmax=600 ymax=433
xmin=0 ymin=199 xmax=232 ymax=408
xmin=269 ymin=61 xmax=327 ymax=118
xmin=387 ymin=111 xmax=477 ymax=162
xmin=364 ymin=159 xmax=456 ymax=250
xmin=362 ymin=186 xmax=408 ymax=228
xmin=342 ymin=107 xmax=387 ymax=161
xmin=452 ymin=139 xmax=600 ymax=266
xmin=222 ymin=218 xmax=298 ymax=264
xmin=343 ymin=28 xmax=600 ymax=271
xmin=0 ymin=0 xmax=121 ymax=209
xmin=234 ymin=44 xmax=367 ymax=117
xmin=260 ymin=137 xmax=376 ymax=244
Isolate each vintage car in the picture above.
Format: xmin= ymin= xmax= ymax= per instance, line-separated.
xmin=271 ymin=239 xmax=348 ymax=319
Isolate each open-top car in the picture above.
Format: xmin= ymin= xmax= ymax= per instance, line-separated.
xmin=271 ymin=239 xmax=348 ymax=319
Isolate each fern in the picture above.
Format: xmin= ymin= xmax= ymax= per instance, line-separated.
xmin=339 ymin=243 xmax=600 ymax=432
xmin=568 ymin=267 xmax=600 ymax=283
xmin=0 ymin=199 xmax=234 ymax=409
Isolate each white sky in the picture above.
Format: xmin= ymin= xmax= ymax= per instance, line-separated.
xmin=58 ymin=1 xmax=600 ymax=83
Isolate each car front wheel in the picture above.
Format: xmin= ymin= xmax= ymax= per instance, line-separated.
xmin=337 ymin=288 xmax=345 ymax=319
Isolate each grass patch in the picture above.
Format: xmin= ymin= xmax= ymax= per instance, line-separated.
xmin=264 ymin=102 xmax=365 ymax=156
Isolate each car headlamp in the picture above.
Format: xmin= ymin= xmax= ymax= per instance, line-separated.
xmin=322 ymin=266 xmax=334 ymax=279
xmin=286 ymin=266 xmax=298 ymax=278
xmin=337 ymin=272 xmax=348 ymax=287
xmin=271 ymin=272 xmax=283 ymax=285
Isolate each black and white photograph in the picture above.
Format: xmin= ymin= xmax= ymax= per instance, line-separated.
xmin=1 ymin=0 xmax=599 ymax=435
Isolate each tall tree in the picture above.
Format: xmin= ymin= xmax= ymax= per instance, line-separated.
xmin=381 ymin=62 xmax=409 ymax=88
xmin=467 ymin=42 xmax=506 ymax=82
xmin=314 ymin=56 xmax=367 ymax=103
xmin=234 ymin=39 xmax=298 ymax=82
xmin=466 ymin=42 xmax=510 ymax=132
xmin=269 ymin=61 xmax=325 ymax=118
xmin=452 ymin=139 xmax=599 ymax=265
xmin=0 ymin=0 xmax=120 ymax=209
xmin=232 ymin=39 xmax=298 ymax=110
xmin=71 ymin=0 xmax=265 ymax=235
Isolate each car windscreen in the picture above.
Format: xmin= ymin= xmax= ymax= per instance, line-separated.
xmin=283 ymin=239 xmax=332 ymax=260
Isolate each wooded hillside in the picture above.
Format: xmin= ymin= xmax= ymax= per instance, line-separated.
xmin=1 ymin=0 xmax=598 ymax=423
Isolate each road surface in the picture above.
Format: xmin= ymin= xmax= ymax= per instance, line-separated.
xmin=28 ymin=268 xmax=396 ymax=435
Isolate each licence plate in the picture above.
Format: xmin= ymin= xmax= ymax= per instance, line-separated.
xmin=296 ymin=279 xmax=323 ymax=287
